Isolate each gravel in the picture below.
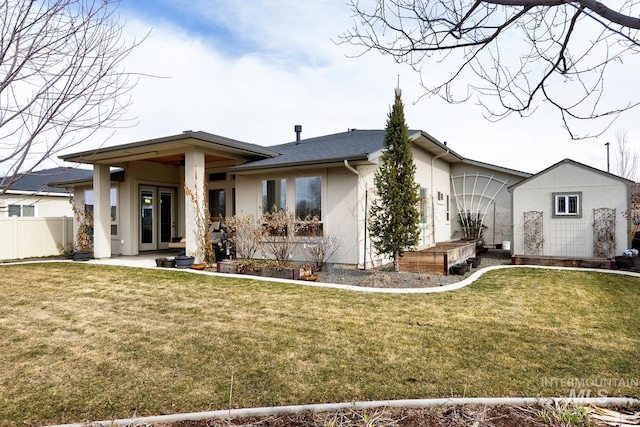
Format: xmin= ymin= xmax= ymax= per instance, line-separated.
xmin=316 ymin=249 xmax=512 ymax=288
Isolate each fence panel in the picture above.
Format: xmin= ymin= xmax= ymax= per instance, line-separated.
xmin=0 ymin=217 xmax=73 ymax=260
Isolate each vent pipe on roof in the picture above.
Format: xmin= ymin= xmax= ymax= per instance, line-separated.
xmin=294 ymin=125 xmax=302 ymax=141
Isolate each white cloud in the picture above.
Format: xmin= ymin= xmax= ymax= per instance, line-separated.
xmin=56 ymin=2 xmax=640 ymax=177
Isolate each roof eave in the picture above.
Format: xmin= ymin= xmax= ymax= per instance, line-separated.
xmin=460 ymin=158 xmax=532 ymax=178
xmin=230 ymin=155 xmax=373 ymax=174
xmin=59 ymin=131 xmax=279 ymax=164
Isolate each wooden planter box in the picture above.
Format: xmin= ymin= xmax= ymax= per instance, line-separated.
xmin=217 ymin=261 xmax=311 ymax=280
xmin=399 ymin=240 xmax=477 ymax=275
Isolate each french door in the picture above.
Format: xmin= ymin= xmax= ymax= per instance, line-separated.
xmin=139 ymin=186 xmax=176 ymax=251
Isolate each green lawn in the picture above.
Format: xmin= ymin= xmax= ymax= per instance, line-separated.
xmin=0 ymin=263 xmax=638 ymax=426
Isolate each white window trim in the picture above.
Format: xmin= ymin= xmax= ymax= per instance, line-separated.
xmin=552 ymin=192 xmax=582 ymax=218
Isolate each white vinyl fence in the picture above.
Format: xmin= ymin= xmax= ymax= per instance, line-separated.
xmin=0 ymin=217 xmax=73 ymax=261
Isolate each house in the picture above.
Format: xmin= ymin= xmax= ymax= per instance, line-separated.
xmin=509 ymin=159 xmax=634 ymax=258
xmin=0 ymin=167 xmax=93 ymax=217
xmin=58 ymin=129 xmax=529 ymax=267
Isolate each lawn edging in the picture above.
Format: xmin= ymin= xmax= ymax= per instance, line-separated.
xmin=3 ymin=259 xmax=640 ymax=294
xmin=44 ymin=397 xmax=640 ymax=427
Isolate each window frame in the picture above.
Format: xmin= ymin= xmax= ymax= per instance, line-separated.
xmin=84 ymin=187 xmax=119 ymax=236
xmin=552 ymin=192 xmax=582 ymax=218
xmin=7 ymin=204 xmax=35 ymax=217
xmin=419 ymin=187 xmax=428 ymax=224
xmin=294 ymin=175 xmax=323 ymax=237
xmin=446 ymin=194 xmax=450 ymax=223
xmin=261 ymin=178 xmax=287 ymax=214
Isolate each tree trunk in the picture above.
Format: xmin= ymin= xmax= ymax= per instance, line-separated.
xmin=393 ymin=251 xmax=400 ymax=272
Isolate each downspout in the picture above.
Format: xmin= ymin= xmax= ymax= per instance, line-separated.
xmin=431 ymin=150 xmax=449 ymax=244
xmin=344 ymin=160 xmax=364 ymax=269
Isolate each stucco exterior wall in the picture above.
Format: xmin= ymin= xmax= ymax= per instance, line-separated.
xmin=450 ymin=163 xmax=527 ymax=247
xmin=511 ymin=161 xmax=630 ymax=257
xmin=412 ymin=149 xmax=452 ymax=246
xmin=234 ymin=166 xmax=360 ymax=265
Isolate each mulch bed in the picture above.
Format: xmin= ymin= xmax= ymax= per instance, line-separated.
xmin=160 ymin=404 xmax=639 ymax=426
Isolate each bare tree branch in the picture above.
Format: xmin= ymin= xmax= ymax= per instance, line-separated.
xmin=0 ymin=0 xmax=145 ymax=194
xmin=339 ymin=0 xmax=640 ymax=139
xmin=612 ymin=129 xmax=639 ymax=181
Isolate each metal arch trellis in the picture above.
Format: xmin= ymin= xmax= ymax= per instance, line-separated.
xmin=450 ymin=173 xmax=509 ymax=239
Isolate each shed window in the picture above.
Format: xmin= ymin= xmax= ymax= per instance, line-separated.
xmin=553 ymin=192 xmax=582 ymax=217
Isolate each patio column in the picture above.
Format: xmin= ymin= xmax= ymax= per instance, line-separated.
xmin=93 ymin=164 xmax=112 ymax=259
xmin=184 ymin=147 xmax=206 ymax=258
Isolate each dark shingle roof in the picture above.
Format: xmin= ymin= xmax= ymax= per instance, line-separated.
xmin=1 ymin=167 xmax=93 ymax=194
xmin=231 ymin=130 xmax=393 ymax=172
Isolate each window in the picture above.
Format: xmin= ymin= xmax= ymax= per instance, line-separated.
xmin=84 ymin=188 xmax=118 ymax=235
xmin=262 ymin=178 xmax=286 ymax=213
xmin=446 ymin=194 xmax=450 ymax=222
xmin=209 ymin=172 xmax=227 ymax=181
xmin=295 ymin=176 xmax=322 ymax=236
xmin=8 ymin=204 xmax=34 ymax=217
xmin=208 ymin=189 xmax=226 ymax=219
xmin=8 ymin=204 xmax=20 ymax=217
xmin=420 ymin=188 xmax=427 ymax=224
xmin=295 ymin=176 xmax=321 ymax=219
xmin=437 ymin=191 xmax=444 ymax=202
xmin=553 ymin=192 xmax=582 ymax=217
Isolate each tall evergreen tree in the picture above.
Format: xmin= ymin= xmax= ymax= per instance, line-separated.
xmin=369 ymin=87 xmax=421 ymax=272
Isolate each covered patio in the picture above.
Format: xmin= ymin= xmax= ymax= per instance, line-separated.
xmin=59 ymin=131 xmax=277 ymax=260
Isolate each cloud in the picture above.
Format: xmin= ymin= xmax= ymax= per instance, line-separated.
xmin=56 ymin=2 xmax=640 ymax=176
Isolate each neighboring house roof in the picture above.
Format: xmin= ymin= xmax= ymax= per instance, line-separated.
xmin=0 ymin=167 xmax=93 ymax=195
xmin=508 ymin=158 xmax=635 ymax=191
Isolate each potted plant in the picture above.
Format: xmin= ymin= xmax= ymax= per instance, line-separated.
xmin=614 ymin=254 xmax=634 ymax=270
xmin=450 ymin=263 xmax=467 ymax=275
xmin=69 ymin=197 xmax=93 ymax=261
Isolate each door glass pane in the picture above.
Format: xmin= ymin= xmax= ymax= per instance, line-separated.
xmin=141 ymin=190 xmax=153 ymax=244
xmin=208 ymin=189 xmax=226 ymax=219
xmin=160 ymin=192 xmax=172 ymax=243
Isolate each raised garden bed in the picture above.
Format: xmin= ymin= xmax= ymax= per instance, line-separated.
xmin=398 ymin=240 xmax=477 ymax=275
xmin=511 ymin=255 xmax=615 ymax=269
xmin=217 ymin=260 xmax=313 ymax=280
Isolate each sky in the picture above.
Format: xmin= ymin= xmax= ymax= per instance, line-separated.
xmin=55 ymin=0 xmax=640 ymax=177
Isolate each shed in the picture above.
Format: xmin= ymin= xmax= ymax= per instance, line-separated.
xmin=509 ymin=159 xmax=634 ymax=258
